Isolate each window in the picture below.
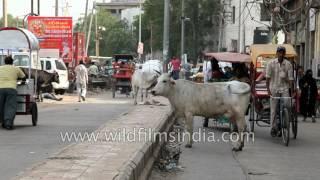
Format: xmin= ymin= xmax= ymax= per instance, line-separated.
xmin=46 ymin=61 xmax=52 ymax=70
xmin=13 ymin=55 xmax=29 ymax=66
xmin=55 ymin=60 xmax=67 ymax=70
xmin=232 ymin=6 xmax=236 ymax=24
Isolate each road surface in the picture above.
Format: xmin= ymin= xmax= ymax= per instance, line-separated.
xmin=0 ymin=92 xmax=132 ymax=180
xmin=150 ymin=117 xmax=320 ymax=180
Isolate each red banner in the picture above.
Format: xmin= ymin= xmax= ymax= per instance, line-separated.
xmin=27 ymin=16 xmax=73 ymax=62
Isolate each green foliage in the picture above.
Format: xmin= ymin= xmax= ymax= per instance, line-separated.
xmin=75 ymin=8 xmax=136 ymax=56
xmin=133 ymin=0 xmax=221 ymax=63
xmin=0 ymin=14 xmax=23 ymax=27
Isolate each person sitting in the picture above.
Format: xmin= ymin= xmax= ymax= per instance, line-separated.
xmin=211 ymin=58 xmax=223 ymax=81
xmin=223 ymin=66 xmax=233 ymax=79
xmin=88 ymin=62 xmax=99 ymax=78
xmin=231 ymin=63 xmax=250 ymax=84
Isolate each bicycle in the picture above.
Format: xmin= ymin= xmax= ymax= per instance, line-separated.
xmin=270 ymin=94 xmax=293 ymax=146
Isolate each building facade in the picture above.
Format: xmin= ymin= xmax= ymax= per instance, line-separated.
xmin=221 ymin=0 xmax=272 ymax=53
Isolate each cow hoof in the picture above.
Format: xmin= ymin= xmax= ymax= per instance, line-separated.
xmin=203 ymin=118 xmax=209 ymax=127
xmin=185 ymin=144 xmax=192 ymax=148
xmin=232 ymin=147 xmax=243 ymax=152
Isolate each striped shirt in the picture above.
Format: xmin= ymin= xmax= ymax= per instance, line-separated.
xmin=266 ymin=58 xmax=294 ymax=92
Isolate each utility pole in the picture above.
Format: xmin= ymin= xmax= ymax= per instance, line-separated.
xmin=242 ymin=0 xmax=246 ymax=53
xmin=150 ymin=22 xmax=153 ymax=57
xmin=55 ymin=0 xmax=59 ymax=16
xmin=163 ymin=0 xmax=170 ymax=70
xmin=218 ymin=14 xmax=222 ymax=52
xmin=2 ymin=0 xmax=7 ymax=27
xmin=180 ymin=0 xmax=185 ymax=64
xmin=31 ymin=0 xmax=34 ymax=14
xmin=95 ymin=9 xmax=99 ymax=57
xmin=86 ymin=5 xmax=94 ymax=57
xmin=37 ymin=0 xmax=40 ymax=15
xmin=238 ymin=0 xmax=241 ymax=53
xmin=83 ymin=0 xmax=89 ymax=34
xmin=138 ymin=0 xmax=142 ymax=61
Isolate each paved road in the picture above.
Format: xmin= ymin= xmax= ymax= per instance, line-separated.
xmin=150 ymin=117 xmax=320 ymax=180
xmin=0 ymin=92 xmax=132 ymax=180
xmin=150 ymin=117 xmax=246 ymax=180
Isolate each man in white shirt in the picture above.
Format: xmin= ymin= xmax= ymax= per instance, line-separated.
xmin=88 ymin=62 xmax=99 ymax=77
xmin=266 ymin=46 xmax=294 ymax=137
xmin=75 ymin=60 xmax=88 ymax=102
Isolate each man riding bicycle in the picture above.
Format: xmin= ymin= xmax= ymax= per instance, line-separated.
xmin=266 ymin=46 xmax=294 ymax=137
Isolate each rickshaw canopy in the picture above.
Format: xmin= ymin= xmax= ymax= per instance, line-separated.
xmin=250 ymin=44 xmax=297 ymax=66
xmin=205 ymin=52 xmax=251 ymax=63
xmin=0 ymin=27 xmax=39 ymax=51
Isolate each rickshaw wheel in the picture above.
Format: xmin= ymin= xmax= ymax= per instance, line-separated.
xmin=248 ymin=103 xmax=255 ymax=133
xmin=282 ymin=108 xmax=290 ymax=146
xmin=31 ymin=102 xmax=38 ymax=126
xmin=112 ymin=79 xmax=116 ymax=98
xmin=292 ymin=109 xmax=298 ymax=139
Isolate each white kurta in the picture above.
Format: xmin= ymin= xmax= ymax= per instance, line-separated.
xmin=75 ymin=64 xmax=88 ymax=100
xmin=75 ymin=64 xmax=88 ymax=85
xmin=203 ymin=60 xmax=212 ymax=83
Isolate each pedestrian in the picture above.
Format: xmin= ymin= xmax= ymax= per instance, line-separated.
xmin=170 ymin=56 xmax=181 ymax=80
xmin=0 ymin=56 xmax=26 ymax=130
xmin=299 ymin=69 xmax=318 ymax=122
xmin=266 ymin=46 xmax=294 ymax=137
xmin=75 ymin=60 xmax=88 ymax=102
xmin=203 ymin=57 xmax=212 ymax=82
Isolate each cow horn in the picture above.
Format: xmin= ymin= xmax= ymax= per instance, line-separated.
xmin=154 ymin=70 xmax=161 ymax=75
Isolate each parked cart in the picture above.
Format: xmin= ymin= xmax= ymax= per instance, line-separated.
xmin=0 ymin=27 xmax=40 ymax=126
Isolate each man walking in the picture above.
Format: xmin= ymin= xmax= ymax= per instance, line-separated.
xmin=75 ymin=60 xmax=88 ymax=102
xmin=266 ymin=46 xmax=294 ymax=137
xmin=170 ymin=56 xmax=181 ymax=80
xmin=0 ymin=56 xmax=25 ymax=130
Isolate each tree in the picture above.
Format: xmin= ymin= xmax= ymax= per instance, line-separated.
xmin=133 ymin=0 xmax=221 ymax=63
xmin=0 ymin=14 xmax=23 ymax=27
xmin=74 ymin=9 xmax=137 ymax=56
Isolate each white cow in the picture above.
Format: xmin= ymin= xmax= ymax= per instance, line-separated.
xmin=132 ymin=60 xmax=162 ymax=105
xmin=151 ymin=74 xmax=251 ymax=151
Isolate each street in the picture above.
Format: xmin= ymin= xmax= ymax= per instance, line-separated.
xmin=150 ymin=117 xmax=320 ymax=180
xmin=0 ymin=92 xmax=132 ymax=180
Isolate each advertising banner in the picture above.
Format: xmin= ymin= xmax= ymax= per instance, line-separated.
xmin=27 ymin=16 xmax=73 ymax=62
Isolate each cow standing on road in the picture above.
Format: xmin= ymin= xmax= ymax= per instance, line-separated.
xmin=151 ymin=74 xmax=251 ymax=151
xmin=132 ymin=60 xmax=162 ymax=105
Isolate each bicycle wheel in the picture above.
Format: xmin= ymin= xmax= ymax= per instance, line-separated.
xmin=291 ymin=108 xmax=298 ymax=139
xmin=282 ymin=108 xmax=290 ymax=146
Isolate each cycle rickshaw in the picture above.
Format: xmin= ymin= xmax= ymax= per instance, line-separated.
xmin=0 ymin=27 xmax=40 ymax=126
xmin=248 ymin=44 xmax=298 ymax=146
xmin=203 ymin=52 xmax=252 ymax=129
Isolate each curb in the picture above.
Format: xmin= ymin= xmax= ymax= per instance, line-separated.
xmin=115 ymin=110 xmax=175 ymax=180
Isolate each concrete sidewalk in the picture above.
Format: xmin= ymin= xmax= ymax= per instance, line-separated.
xmin=16 ymin=97 xmax=172 ymax=180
